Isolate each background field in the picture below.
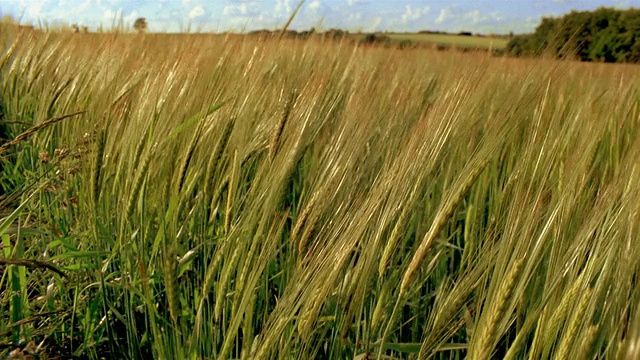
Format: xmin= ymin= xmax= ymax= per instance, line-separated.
xmin=347 ymin=32 xmax=510 ymax=50
xmin=384 ymin=33 xmax=510 ymax=49
xmin=1 ymin=26 xmax=640 ymax=360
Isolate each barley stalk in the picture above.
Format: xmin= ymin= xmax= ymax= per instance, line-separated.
xmin=0 ymin=258 xmax=66 ymax=278
xmin=279 ymin=1 xmax=306 ymax=40
xmin=0 ymin=111 xmax=85 ymax=158
xmin=503 ymin=322 xmax=533 ymax=360
xmin=503 ymin=302 xmax=548 ymax=360
xmin=527 ymin=310 xmax=547 ymax=360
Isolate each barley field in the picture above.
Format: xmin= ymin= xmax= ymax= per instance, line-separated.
xmin=1 ymin=24 xmax=640 ymax=359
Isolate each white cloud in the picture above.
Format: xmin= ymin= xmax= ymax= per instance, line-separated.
xmin=76 ymin=0 xmax=92 ymax=13
xmin=490 ymin=11 xmax=504 ymax=22
xmin=103 ymin=8 xmax=117 ymax=19
xmin=613 ymin=0 xmax=631 ymax=7
xmin=308 ymin=0 xmax=320 ymax=11
xmin=224 ymin=4 xmax=246 ymax=16
xmin=124 ymin=10 xmax=139 ymax=22
xmin=222 ymin=1 xmax=265 ymax=29
xmin=435 ymin=7 xmax=453 ymax=24
xmin=464 ymin=10 xmax=486 ymax=24
xmin=366 ymin=16 xmax=381 ymax=32
xmin=275 ymin=0 xmax=292 ymax=16
xmin=459 ymin=10 xmax=502 ymax=25
xmin=189 ymin=5 xmax=205 ymax=19
xmin=27 ymin=2 xmax=46 ymax=18
xmin=401 ymin=5 xmax=430 ymax=24
xmin=98 ymin=0 xmax=120 ymax=5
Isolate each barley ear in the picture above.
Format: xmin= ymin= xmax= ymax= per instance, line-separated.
xmin=132 ymin=124 xmax=150 ymax=172
xmin=503 ymin=304 xmax=549 ymax=360
xmin=209 ymin=174 xmax=229 ymax=224
xmin=204 ymin=117 xmax=234 ymax=197
xmin=472 ymin=257 xmax=524 ymax=360
xmin=543 ymin=273 xmax=584 ymax=349
xmin=224 ymin=150 xmax=238 ymax=234
xmin=192 ymin=239 xmax=229 ymax=347
xmin=163 ymin=238 xmax=179 ymax=328
xmin=293 ymin=191 xmax=319 ymax=258
xmin=400 ymin=159 xmax=488 ymax=295
xmin=92 ymin=129 xmax=106 ymax=207
xmin=576 ymin=324 xmax=599 ymax=360
xmin=269 ymin=90 xmax=295 ymax=161
xmin=378 ymin=203 xmax=411 ymax=278
xmin=555 ymin=287 xmax=592 ymax=359
xmin=215 ymin=243 xmax=242 ymax=322
xmin=175 ymin=122 xmax=203 ymax=193
xmin=125 ymin=150 xmax=152 ymax=221
xmin=371 ymin=279 xmax=394 ymax=335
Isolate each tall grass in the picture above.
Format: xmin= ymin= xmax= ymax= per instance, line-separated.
xmin=1 ymin=24 xmax=640 ymax=359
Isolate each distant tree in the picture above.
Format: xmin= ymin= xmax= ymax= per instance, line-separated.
xmin=361 ymin=33 xmax=390 ymax=45
xmin=506 ymin=7 xmax=640 ymax=63
xmin=133 ymin=17 xmax=147 ymax=33
xmin=324 ymin=28 xmax=348 ymax=39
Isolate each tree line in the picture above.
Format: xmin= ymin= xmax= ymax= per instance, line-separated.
xmin=507 ymin=7 xmax=640 ymax=63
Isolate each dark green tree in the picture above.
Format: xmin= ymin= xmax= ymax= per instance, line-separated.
xmin=506 ymin=7 xmax=640 ymax=63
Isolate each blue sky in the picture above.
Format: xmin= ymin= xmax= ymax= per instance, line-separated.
xmin=1 ymin=0 xmax=637 ymax=34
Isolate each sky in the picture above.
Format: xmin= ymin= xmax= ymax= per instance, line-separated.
xmin=1 ymin=0 xmax=638 ymax=35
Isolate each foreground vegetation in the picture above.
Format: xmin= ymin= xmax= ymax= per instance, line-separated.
xmin=1 ymin=24 xmax=640 ymax=359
